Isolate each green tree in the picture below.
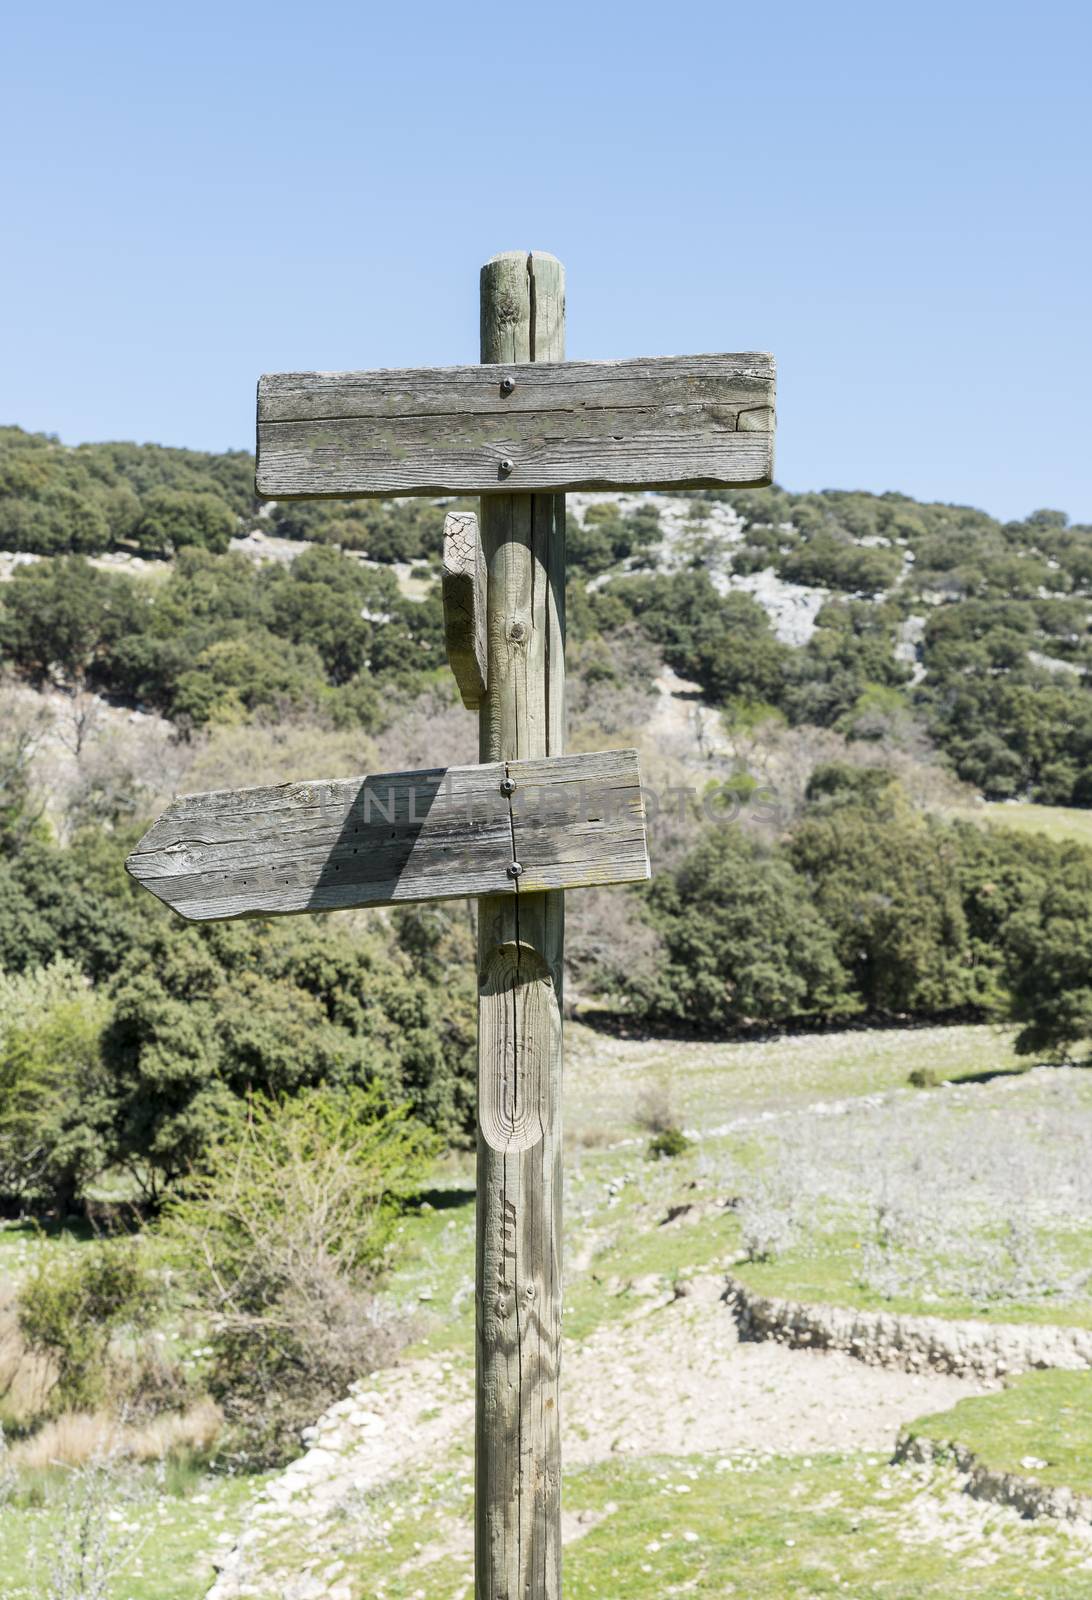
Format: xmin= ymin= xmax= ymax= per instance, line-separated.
xmin=0 ymin=432 xmax=111 ymax=554
xmin=134 ymin=487 xmax=236 ymax=556
xmin=1003 ymin=850 xmax=1092 ymax=1061
xmin=0 ymin=427 xmax=256 ymax=554
xmin=169 ymin=633 xmax=329 ymax=725
xmin=602 ymin=570 xmax=789 ymax=705
xmin=97 ymin=915 xmax=475 ymax=1196
xmin=783 ymin=599 xmax=910 ymax=731
xmin=789 ymin=771 xmax=978 ymax=1015
xmin=0 ymin=961 xmax=108 ymax=1209
xmin=0 ymin=825 xmax=154 ymax=981
xmin=634 ymin=827 xmax=852 ymax=1027
xmin=0 ymin=557 xmax=141 ymax=687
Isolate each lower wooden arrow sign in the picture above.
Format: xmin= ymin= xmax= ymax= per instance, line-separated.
xmin=125 ymin=748 xmax=649 ymax=922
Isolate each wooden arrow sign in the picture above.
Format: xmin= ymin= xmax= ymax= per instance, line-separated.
xmin=125 ymin=749 xmax=649 ymax=923
xmin=256 ymin=352 xmax=775 ymax=498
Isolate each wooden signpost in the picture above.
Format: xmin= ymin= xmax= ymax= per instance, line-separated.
xmin=126 ymin=251 xmax=775 ymax=1599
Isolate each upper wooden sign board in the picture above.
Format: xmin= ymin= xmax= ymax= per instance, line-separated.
xmin=256 ymin=353 xmax=775 ymax=499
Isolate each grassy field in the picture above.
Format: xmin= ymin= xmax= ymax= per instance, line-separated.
xmin=211 ymin=1448 xmax=1092 ymax=1600
xmin=904 ymin=1372 xmax=1092 ymax=1498
xmin=982 ymin=801 xmax=1092 ymax=849
xmin=0 ymin=1464 xmax=266 ymax=1600
xmin=732 ymin=1237 xmax=1092 ymax=1329
xmin=560 ymin=1452 xmax=1092 ymax=1599
xmin=384 ymin=1023 xmax=1092 ymax=1344
xmin=563 ymin=1019 xmax=1027 ymax=1139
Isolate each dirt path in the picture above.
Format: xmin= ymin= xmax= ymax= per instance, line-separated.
xmin=565 ymin=1287 xmax=982 ymax=1463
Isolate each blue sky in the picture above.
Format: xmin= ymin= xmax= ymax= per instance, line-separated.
xmin=2 ymin=0 xmax=1088 ymax=522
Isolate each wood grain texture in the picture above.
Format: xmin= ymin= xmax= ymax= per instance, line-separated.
xmin=123 ymin=749 xmax=647 ymax=922
xmin=475 ymin=250 xmax=566 ymax=1600
xmin=256 ymin=350 xmax=775 ymax=498
xmin=442 ymin=510 xmax=488 ymax=710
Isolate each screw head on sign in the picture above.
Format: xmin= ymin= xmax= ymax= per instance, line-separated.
xmin=507 ymin=862 xmax=523 ymax=879
xmin=500 ymin=376 xmax=515 ymax=394
xmin=499 ymin=458 xmax=514 ymax=476
xmin=500 ymin=777 xmax=517 ymax=796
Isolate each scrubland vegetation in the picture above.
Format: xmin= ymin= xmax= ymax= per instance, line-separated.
xmin=2 ymin=425 xmax=1092 ymax=1595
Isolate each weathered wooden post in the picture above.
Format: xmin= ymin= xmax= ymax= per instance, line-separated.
xmin=125 ymin=251 xmax=775 ymax=1599
xmin=475 ymin=251 xmax=567 ymax=1599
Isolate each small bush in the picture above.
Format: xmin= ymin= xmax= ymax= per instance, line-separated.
xmin=634 ymin=1081 xmax=676 ymax=1137
xmin=647 ymin=1126 xmax=692 ymax=1161
xmin=159 ymin=1084 xmax=435 ymax=1464
xmin=908 ymin=1066 xmax=941 ymax=1088
xmin=737 ymin=1164 xmax=799 ymax=1263
xmin=30 ymin=1447 xmax=144 ymax=1599
xmin=0 ymin=960 xmax=107 ymax=1210
xmin=17 ymin=1238 xmax=163 ymax=1413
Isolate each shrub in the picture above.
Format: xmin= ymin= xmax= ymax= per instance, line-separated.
xmin=567 ymin=502 xmax=660 ymax=575
xmin=739 ymin=1182 xmax=799 ymax=1262
xmin=159 ymin=1085 xmax=435 ymax=1463
xmin=98 ymin=913 xmax=475 ymax=1197
xmin=598 ymin=570 xmax=790 ymax=706
xmin=634 ymin=1081 xmax=676 ymax=1137
xmin=647 ymin=1126 xmax=692 ymax=1160
xmin=30 ymin=1446 xmax=145 ymax=1599
xmin=907 ymin=1066 xmax=940 ymax=1089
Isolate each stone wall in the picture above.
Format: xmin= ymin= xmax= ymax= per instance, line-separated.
xmin=726 ymin=1274 xmax=1092 ymax=1381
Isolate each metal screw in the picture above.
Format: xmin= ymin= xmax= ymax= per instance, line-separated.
xmin=507 ymin=861 xmax=523 ymax=879
xmin=500 ymin=376 xmax=515 ymax=394
xmin=499 ymin=457 xmax=514 ymax=475
xmin=500 ymin=777 xmax=517 ymax=796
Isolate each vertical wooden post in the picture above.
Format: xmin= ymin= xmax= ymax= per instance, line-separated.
xmin=475 ymin=250 xmax=566 ymax=1600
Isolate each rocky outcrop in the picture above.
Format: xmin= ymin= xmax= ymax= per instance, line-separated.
xmin=726 ymin=1274 xmax=1092 ymax=1380
xmin=206 ymin=1355 xmax=473 ymax=1600
xmin=896 ymin=1433 xmax=1092 ymax=1525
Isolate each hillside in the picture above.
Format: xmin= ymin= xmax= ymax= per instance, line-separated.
xmin=3 ymin=424 xmax=1092 ymax=805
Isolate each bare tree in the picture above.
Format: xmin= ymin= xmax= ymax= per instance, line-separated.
xmin=0 ymin=685 xmax=51 ymax=847
xmin=54 ymin=687 xmax=104 ymax=761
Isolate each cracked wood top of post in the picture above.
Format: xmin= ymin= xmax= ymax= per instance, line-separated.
xmin=256 ymin=352 xmax=775 ymax=498
xmin=442 ymin=510 xmax=488 ymax=710
xmin=124 ymin=749 xmax=650 ymax=922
